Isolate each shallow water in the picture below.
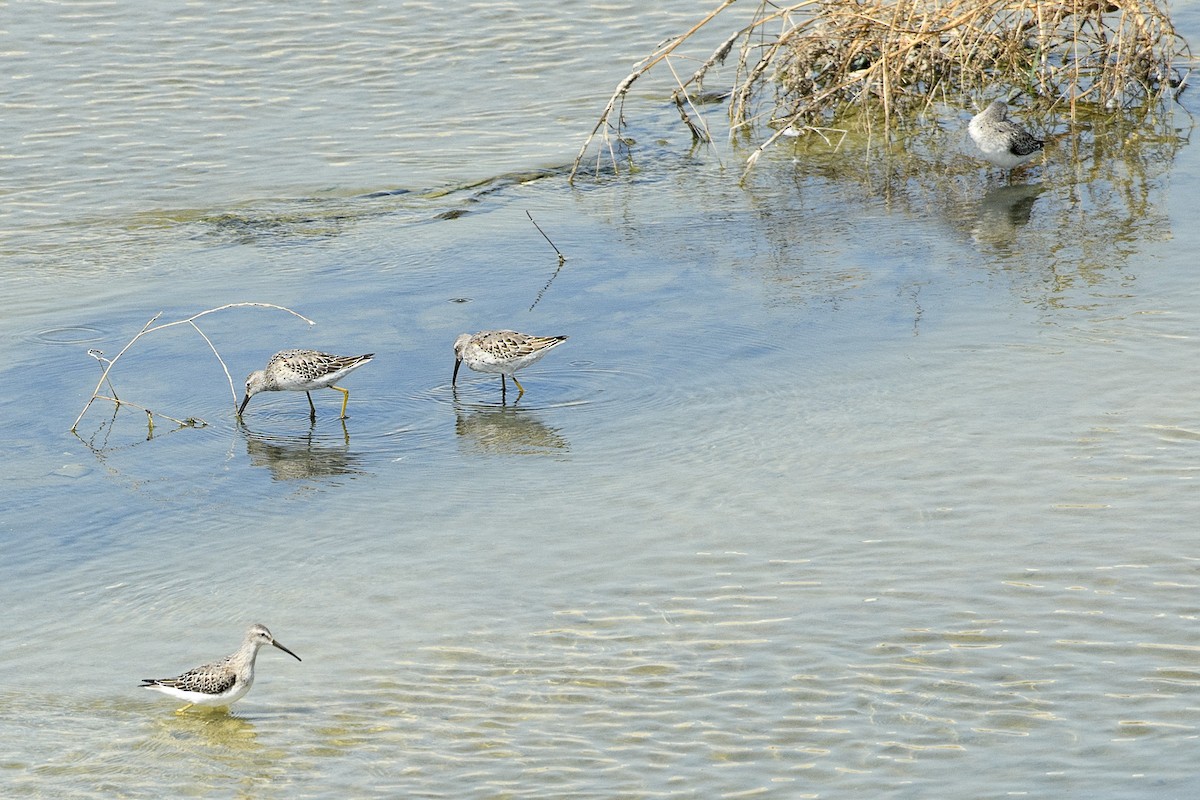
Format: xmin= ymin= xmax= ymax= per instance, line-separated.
xmin=4 ymin=1 xmax=1200 ymax=797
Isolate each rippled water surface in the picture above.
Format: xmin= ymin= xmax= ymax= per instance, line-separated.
xmin=4 ymin=1 xmax=1200 ymax=797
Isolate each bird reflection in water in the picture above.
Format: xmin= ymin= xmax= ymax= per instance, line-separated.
xmin=970 ymin=182 xmax=1045 ymax=248
xmin=243 ymin=423 xmax=368 ymax=481
xmin=148 ymin=707 xmax=261 ymax=751
xmin=454 ymin=404 xmax=569 ymax=457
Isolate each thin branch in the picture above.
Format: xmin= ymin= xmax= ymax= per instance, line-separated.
xmin=666 ymin=56 xmax=716 ymax=144
xmin=87 ymin=349 xmax=121 ymax=401
xmin=671 ymin=27 xmax=744 ymax=105
xmin=73 ymin=313 xmax=162 ymax=432
xmin=526 ymin=211 xmax=567 ymax=312
xmin=569 ymin=0 xmax=740 ymax=183
xmin=188 ymin=320 xmax=240 ymax=411
xmin=526 ymin=211 xmax=565 ymax=259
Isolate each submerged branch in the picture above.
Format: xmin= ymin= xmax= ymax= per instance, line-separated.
xmin=93 ymin=395 xmax=205 ymax=430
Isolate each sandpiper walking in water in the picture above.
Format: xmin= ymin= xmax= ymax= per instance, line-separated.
xmin=453 ymin=330 xmax=567 ymax=401
xmin=239 ymin=350 xmax=374 ymax=421
xmin=140 ymin=624 xmax=301 ymax=713
xmin=968 ymin=100 xmax=1044 ymax=174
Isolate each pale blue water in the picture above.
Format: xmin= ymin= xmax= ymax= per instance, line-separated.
xmin=4 ymin=1 xmax=1200 ymax=797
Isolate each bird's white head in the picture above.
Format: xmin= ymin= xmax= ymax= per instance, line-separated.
xmin=452 ymin=333 xmax=473 ymax=386
xmin=238 ymin=370 xmax=268 ymax=416
xmin=247 ymin=623 xmax=301 ymax=661
xmin=453 ymin=333 xmax=472 ymax=360
xmin=247 ymin=623 xmax=274 ymax=645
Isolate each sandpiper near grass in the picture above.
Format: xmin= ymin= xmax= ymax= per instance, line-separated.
xmin=968 ymin=100 xmax=1045 ymax=173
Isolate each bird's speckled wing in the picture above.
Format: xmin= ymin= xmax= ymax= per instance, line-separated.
xmin=1005 ymin=126 xmax=1044 ymax=157
xmin=142 ymin=660 xmax=237 ymax=695
xmin=475 ymin=331 xmax=566 ymax=360
xmin=268 ymin=350 xmax=374 ymax=384
xmin=987 ymin=116 xmax=1044 ymax=157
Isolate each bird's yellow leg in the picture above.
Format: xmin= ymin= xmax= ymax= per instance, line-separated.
xmin=174 ymin=703 xmax=194 ymax=715
xmin=332 ymin=385 xmax=350 ymax=419
xmin=511 ymin=375 xmax=525 ymax=398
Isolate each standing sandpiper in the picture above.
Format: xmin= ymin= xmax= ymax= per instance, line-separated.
xmin=239 ymin=350 xmax=374 ymax=421
xmin=968 ymin=100 xmax=1045 ymax=173
xmin=453 ymin=330 xmax=567 ymax=401
xmin=140 ymin=623 xmax=301 ymax=713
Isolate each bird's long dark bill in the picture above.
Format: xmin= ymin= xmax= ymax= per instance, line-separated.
xmin=272 ymin=640 xmax=302 ymax=661
xmin=237 ymin=395 xmax=251 ymax=416
xmin=452 ymin=359 xmax=462 ymax=386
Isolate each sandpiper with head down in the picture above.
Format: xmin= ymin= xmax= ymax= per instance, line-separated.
xmin=140 ymin=623 xmax=301 ymax=713
xmin=453 ymin=330 xmax=567 ymax=401
xmin=239 ymin=349 xmax=373 ymax=421
xmin=968 ymin=100 xmax=1044 ymax=173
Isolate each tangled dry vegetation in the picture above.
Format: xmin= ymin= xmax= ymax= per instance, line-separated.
xmin=72 ymin=303 xmax=314 ymax=439
xmin=570 ymin=0 xmax=1191 ymax=180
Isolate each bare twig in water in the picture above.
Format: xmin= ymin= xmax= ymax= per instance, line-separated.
xmin=526 ymin=211 xmax=565 ymax=261
xmin=71 ymin=302 xmax=315 ymax=432
xmin=568 ymin=0 xmax=739 ymax=183
xmin=526 ymin=211 xmax=567 ymax=312
xmin=87 ymin=349 xmax=120 ymax=401
xmin=84 ymin=348 xmax=198 ymax=431
xmin=91 ymin=394 xmax=200 ymax=430
xmin=665 ymin=55 xmax=718 ymax=146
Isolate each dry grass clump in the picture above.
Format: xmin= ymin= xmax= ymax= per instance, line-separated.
xmin=570 ymin=0 xmax=1190 ymax=181
xmin=761 ymin=0 xmax=1186 ymax=123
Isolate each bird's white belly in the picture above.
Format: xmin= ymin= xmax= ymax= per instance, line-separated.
xmin=148 ymin=677 xmax=253 ymax=707
xmin=468 ymin=351 xmax=542 ymax=375
xmin=977 ymin=142 xmax=1030 ymax=169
